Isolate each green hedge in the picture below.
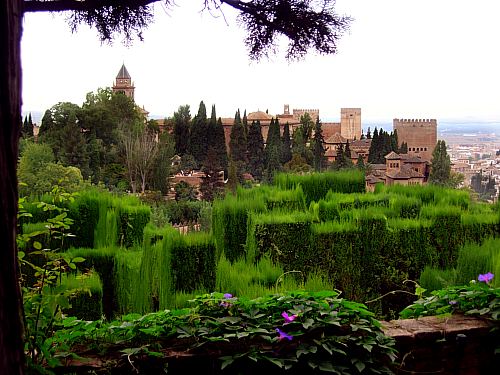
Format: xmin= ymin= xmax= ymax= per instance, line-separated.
xmin=274 ymin=170 xmax=365 ymax=205
xmin=212 ymin=195 xmax=266 ymax=263
xmin=65 ymin=247 xmax=118 ymax=319
xmin=52 ymin=272 xmax=103 ymax=321
xmin=168 ymin=232 xmax=216 ymax=293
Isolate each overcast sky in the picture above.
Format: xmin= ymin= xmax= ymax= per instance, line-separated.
xmin=21 ymin=0 xmax=500 ymax=124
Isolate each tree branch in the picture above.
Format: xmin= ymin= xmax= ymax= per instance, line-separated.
xmin=23 ymin=0 xmax=161 ymax=13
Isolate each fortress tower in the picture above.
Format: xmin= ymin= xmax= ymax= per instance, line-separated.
xmin=292 ymin=108 xmax=319 ymax=122
xmin=340 ymin=108 xmax=361 ymax=140
xmin=393 ymin=118 xmax=437 ymax=161
xmin=112 ymin=63 xmax=135 ymax=100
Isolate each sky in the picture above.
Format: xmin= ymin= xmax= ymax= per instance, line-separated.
xmin=21 ymin=0 xmax=500 ymax=125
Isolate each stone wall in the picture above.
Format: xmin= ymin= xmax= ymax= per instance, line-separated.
xmin=383 ymin=315 xmax=499 ymax=374
xmin=393 ymin=118 xmax=437 ymax=161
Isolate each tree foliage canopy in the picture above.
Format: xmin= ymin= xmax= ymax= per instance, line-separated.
xmin=429 ymin=140 xmax=452 ymax=187
xmin=24 ymin=0 xmax=352 ymax=61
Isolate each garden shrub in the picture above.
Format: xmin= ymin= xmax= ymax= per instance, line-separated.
xmin=118 ymin=204 xmax=151 ymax=248
xmin=48 ymin=291 xmax=397 ymax=374
xmin=418 ymin=266 xmax=458 ymax=293
xmin=68 ymin=191 xmax=100 ymax=248
xmin=54 ymin=272 xmax=103 ymax=321
xmin=169 ymin=232 xmax=216 ymax=293
xmin=274 ymin=170 xmax=365 ymax=205
xmin=250 ymin=211 xmax=315 ymax=273
xmin=65 ymin=247 xmax=118 ymax=319
xmin=212 ymin=194 xmax=266 ymax=263
xmin=455 ymin=238 xmax=498 ymax=286
xmin=114 ymin=249 xmax=143 ymax=316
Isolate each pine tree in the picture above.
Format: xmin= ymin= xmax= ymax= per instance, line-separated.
xmin=366 ymin=127 xmax=372 ymax=139
xmin=281 ymin=122 xmax=292 ymax=164
xmin=189 ymin=101 xmax=208 ymax=167
xmin=429 ymin=140 xmax=451 ymax=186
xmin=312 ymin=117 xmax=326 ymax=171
xmin=247 ymin=120 xmax=265 ymax=180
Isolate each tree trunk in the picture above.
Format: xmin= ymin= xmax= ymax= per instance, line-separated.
xmin=0 ymin=0 xmax=25 ymax=374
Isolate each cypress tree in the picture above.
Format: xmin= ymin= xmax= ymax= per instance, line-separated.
xmin=189 ymin=101 xmax=209 ymax=167
xmin=229 ymin=109 xmax=247 ymax=179
xmin=242 ymin=109 xmax=249 ymax=139
xmin=281 ymin=122 xmax=292 ymax=164
xmin=264 ymin=118 xmax=283 ymax=182
xmin=332 ymin=143 xmax=345 ymax=170
xmin=399 ymin=142 xmax=408 ymax=154
xmin=173 ymin=104 xmax=191 ymax=156
xmin=356 ymin=154 xmax=366 ymax=170
xmin=312 ymin=117 xmax=326 ymax=171
xmin=368 ymin=127 xmax=379 ymax=163
xmin=200 ymin=147 xmax=225 ymax=201
xmin=366 ymin=127 xmax=372 ymax=139
xmin=214 ymin=117 xmax=228 ymax=173
xmin=247 ymin=120 xmax=265 ymax=180
xmin=429 ymin=140 xmax=451 ymax=186
xmin=344 ymin=140 xmax=352 ymax=159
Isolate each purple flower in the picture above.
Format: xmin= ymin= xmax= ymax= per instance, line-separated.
xmin=478 ymin=273 xmax=494 ymax=283
xmin=276 ymin=328 xmax=293 ymax=341
xmin=281 ymin=311 xmax=297 ymax=323
xmin=223 ymin=293 xmax=233 ymax=299
xmin=449 ymin=300 xmax=457 ymax=305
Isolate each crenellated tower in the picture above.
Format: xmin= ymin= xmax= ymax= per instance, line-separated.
xmin=340 ymin=108 xmax=362 ymax=140
xmin=393 ymin=118 xmax=437 ymax=161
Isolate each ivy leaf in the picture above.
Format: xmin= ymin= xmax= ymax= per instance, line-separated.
xmin=302 ymin=318 xmax=314 ymax=329
xmin=220 ymin=356 xmax=234 ymax=370
xmin=352 ymin=359 xmax=366 ymax=372
xmin=33 ymin=241 xmax=42 ymax=250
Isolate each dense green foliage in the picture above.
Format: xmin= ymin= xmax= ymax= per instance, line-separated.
xmin=428 ymin=140 xmax=452 ymax=186
xmin=48 ymin=291 xmax=396 ymax=374
xmin=274 ymin=170 xmax=366 ymax=204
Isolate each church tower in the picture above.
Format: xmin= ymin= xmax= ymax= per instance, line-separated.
xmin=112 ymin=63 xmax=135 ymax=100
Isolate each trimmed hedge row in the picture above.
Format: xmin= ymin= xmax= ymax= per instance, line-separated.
xmin=247 ymin=210 xmax=499 ymax=315
xmin=22 ymin=189 xmax=151 ymax=249
xmin=274 ymin=170 xmax=366 ymax=205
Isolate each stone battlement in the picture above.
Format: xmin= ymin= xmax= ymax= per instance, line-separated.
xmin=293 ymin=109 xmax=319 ymax=113
xmin=393 ymin=118 xmax=437 ymax=125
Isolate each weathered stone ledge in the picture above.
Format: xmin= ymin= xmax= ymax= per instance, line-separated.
xmin=382 ymin=315 xmax=499 ymax=374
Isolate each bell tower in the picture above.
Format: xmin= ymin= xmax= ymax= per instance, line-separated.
xmin=112 ymin=63 xmax=135 ymax=100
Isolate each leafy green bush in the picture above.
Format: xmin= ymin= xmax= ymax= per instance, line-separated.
xmin=52 ymin=272 xmax=103 ymax=321
xmin=49 ymin=291 xmax=397 ymax=374
xmin=274 ymin=170 xmax=365 ymax=205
